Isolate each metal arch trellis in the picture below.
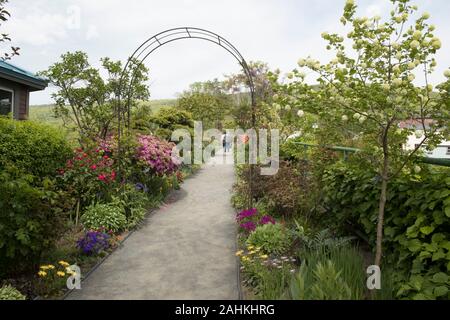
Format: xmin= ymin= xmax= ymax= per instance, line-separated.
xmin=116 ymin=27 xmax=258 ymax=206
xmin=117 ymin=27 xmax=256 ymax=133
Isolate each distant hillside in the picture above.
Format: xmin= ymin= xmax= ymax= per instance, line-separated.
xmin=30 ymin=99 xmax=178 ymax=122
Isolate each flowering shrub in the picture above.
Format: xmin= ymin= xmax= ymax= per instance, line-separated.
xmin=59 ymin=138 xmax=118 ymax=208
xmin=237 ymin=208 xmax=276 ymax=233
xmin=77 ymin=230 xmax=111 ymax=255
xmin=136 ymin=135 xmax=181 ymax=176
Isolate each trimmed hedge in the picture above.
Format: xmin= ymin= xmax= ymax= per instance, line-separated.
xmin=0 ymin=117 xmax=72 ymax=178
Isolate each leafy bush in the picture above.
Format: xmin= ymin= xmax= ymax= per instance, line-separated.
xmin=0 ymin=117 xmax=72 ymax=179
xmin=0 ymin=168 xmax=64 ymax=277
xmin=0 ymin=285 xmax=26 ymax=300
xmin=236 ymin=161 xmax=311 ymax=217
xmin=246 ymin=224 xmax=291 ymax=255
xmin=80 ymin=202 xmax=127 ymax=233
xmin=150 ymin=107 xmax=194 ymax=140
xmin=322 ymin=161 xmax=450 ymax=299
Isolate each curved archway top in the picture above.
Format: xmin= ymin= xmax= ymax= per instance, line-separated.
xmin=123 ymin=27 xmax=256 ymax=94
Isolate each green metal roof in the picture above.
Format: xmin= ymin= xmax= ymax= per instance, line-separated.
xmin=0 ymin=60 xmax=48 ymax=91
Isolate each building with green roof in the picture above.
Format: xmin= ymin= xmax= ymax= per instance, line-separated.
xmin=0 ymin=60 xmax=48 ymax=120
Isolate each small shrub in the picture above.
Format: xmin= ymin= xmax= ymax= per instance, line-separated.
xmin=0 ymin=285 xmax=26 ymax=300
xmin=80 ymin=203 xmax=127 ymax=233
xmin=246 ymin=224 xmax=291 ymax=255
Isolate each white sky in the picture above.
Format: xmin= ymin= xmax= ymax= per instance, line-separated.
xmin=4 ymin=0 xmax=450 ymax=105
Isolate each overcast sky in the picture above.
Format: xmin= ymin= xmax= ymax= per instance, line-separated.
xmin=4 ymin=0 xmax=450 ymax=105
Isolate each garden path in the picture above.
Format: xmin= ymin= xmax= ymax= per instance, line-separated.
xmin=67 ymin=151 xmax=238 ymax=300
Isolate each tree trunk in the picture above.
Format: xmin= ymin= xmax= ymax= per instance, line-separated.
xmin=375 ymin=158 xmax=389 ymax=267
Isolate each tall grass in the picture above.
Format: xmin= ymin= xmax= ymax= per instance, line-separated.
xmin=297 ymin=245 xmax=367 ymax=300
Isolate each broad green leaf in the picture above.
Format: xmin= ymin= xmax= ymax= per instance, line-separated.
xmin=408 ymin=239 xmax=422 ymax=253
xmin=432 ymin=272 xmax=449 ymax=284
xmin=434 ymin=286 xmax=449 ymax=297
xmin=420 ymin=226 xmax=435 ymax=235
xmin=445 ymin=206 xmax=450 ymax=218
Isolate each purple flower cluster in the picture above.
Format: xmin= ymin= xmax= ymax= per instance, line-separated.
xmin=237 ymin=208 xmax=276 ymax=233
xmin=260 ymin=215 xmax=276 ymax=225
xmin=136 ymin=135 xmax=182 ymax=176
xmin=77 ymin=231 xmax=110 ymax=255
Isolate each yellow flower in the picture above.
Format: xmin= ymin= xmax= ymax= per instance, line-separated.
xmin=47 ymin=265 xmax=56 ymax=270
xmin=59 ymin=261 xmax=70 ymax=267
xmin=249 ymin=251 xmax=256 ymax=255
xmin=38 ymin=271 xmax=47 ymax=277
xmin=56 ymin=271 xmax=66 ymax=277
xmin=40 ymin=266 xmax=49 ymax=270
xmin=235 ymin=250 xmax=244 ymax=257
xmin=247 ymin=245 xmax=255 ymax=250
xmin=260 ymin=254 xmax=269 ymax=259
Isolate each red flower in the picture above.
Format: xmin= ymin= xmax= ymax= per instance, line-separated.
xmin=103 ymin=155 xmax=109 ymax=160
xmin=111 ymin=170 xmax=116 ymax=180
xmin=90 ymin=165 xmax=97 ymax=170
xmin=98 ymin=174 xmax=107 ymax=181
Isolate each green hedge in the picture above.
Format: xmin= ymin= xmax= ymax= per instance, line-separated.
xmin=0 ymin=169 xmax=64 ymax=277
xmin=0 ymin=118 xmax=71 ymax=277
xmin=0 ymin=117 xmax=72 ymax=178
xmin=321 ymin=162 xmax=450 ymax=300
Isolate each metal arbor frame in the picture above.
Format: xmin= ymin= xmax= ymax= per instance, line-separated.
xmin=117 ymin=27 xmax=256 ymax=134
xmin=117 ymin=27 xmax=258 ymax=205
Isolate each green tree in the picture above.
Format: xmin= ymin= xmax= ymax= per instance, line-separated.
xmin=273 ymin=0 xmax=450 ymax=266
xmin=41 ymin=51 xmax=149 ymax=141
xmin=150 ymin=107 xmax=194 ymax=140
xmin=178 ymin=90 xmax=226 ymax=129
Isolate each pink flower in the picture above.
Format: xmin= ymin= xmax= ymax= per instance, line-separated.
xmin=90 ymin=165 xmax=97 ymax=170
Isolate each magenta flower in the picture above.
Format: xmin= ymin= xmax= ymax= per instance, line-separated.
xmin=260 ymin=215 xmax=276 ymax=225
xmin=240 ymin=221 xmax=257 ymax=232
